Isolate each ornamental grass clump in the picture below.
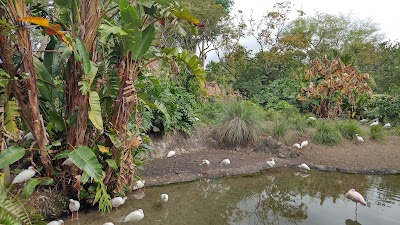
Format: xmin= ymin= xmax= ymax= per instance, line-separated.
xmin=311 ymin=122 xmax=342 ymax=146
xmin=216 ymin=101 xmax=264 ymax=146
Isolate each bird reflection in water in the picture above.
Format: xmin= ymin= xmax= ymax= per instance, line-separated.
xmin=345 ymin=218 xmax=362 ymax=225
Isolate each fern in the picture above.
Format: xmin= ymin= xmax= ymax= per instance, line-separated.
xmin=93 ymin=181 xmax=111 ymax=214
xmin=0 ymin=189 xmax=45 ymax=225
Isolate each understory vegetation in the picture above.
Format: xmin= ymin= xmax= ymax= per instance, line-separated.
xmin=1 ymin=0 xmax=400 ymax=223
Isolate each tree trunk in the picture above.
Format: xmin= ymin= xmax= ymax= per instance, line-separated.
xmin=5 ymin=0 xmax=53 ymax=176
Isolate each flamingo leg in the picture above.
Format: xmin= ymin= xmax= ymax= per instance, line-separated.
xmin=71 ymin=211 xmax=74 ymax=220
xmin=77 ymin=210 xmax=79 ymax=219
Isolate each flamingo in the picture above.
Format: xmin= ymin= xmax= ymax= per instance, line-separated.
xmin=69 ymin=199 xmax=80 ymax=220
xmin=111 ymin=196 xmax=127 ymax=209
xmin=12 ymin=166 xmax=37 ymax=184
xmin=47 ymin=220 xmax=64 ymax=225
xmin=266 ymin=158 xmax=275 ymax=168
xmin=359 ymin=119 xmax=368 ymax=124
xmin=167 ymin=150 xmax=176 ymax=158
xmin=298 ymin=163 xmax=310 ymax=172
xmin=160 ymin=193 xmax=169 ymax=203
xmin=123 ymin=209 xmax=144 ymax=223
xmin=355 ymin=134 xmax=364 ymax=142
xmin=369 ymin=121 xmax=379 ymax=126
xmin=345 ymin=189 xmax=367 ymax=213
xmin=300 ymin=140 xmax=308 ymax=148
xmin=307 ymin=116 xmax=316 ymax=121
xmin=383 ymin=123 xmax=391 ymax=128
xmin=293 ymin=143 xmax=301 ymax=149
xmin=133 ymin=180 xmax=145 ymax=190
xmin=103 ymin=223 xmax=114 ymax=225
xmin=200 ymin=159 xmax=210 ymax=173
xmin=220 ymin=159 xmax=230 ymax=166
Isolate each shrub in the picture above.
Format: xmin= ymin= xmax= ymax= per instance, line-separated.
xmin=337 ymin=120 xmax=362 ymax=140
xmin=253 ymin=78 xmax=301 ymax=109
xmin=370 ymin=125 xmax=385 ymax=140
xmin=311 ymin=122 xmax=342 ymax=146
xmin=363 ymin=94 xmax=400 ymax=125
xmin=216 ymin=101 xmax=264 ymax=146
xmin=196 ymin=101 xmax=224 ymax=124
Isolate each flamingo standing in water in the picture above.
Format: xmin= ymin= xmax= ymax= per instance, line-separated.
xmin=346 ymin=189 xmax=367 ymax=213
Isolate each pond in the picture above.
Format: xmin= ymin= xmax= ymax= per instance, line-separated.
xmin=71 ymin=168 xmax=400 ymax=225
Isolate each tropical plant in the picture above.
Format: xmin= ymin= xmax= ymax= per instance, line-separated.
xmin=363 ymin=94 xmax=400 ymax=125
xmin=299 ymin=56 xmax=372 ymax=118
xmin=337 ymin=120 xmax=362 ymax=140
xmin=0 ymin=0 xmax=206 ymax=212
xmin=0 ymin=186 xmax=45 ymax=225
xmin=311 ymin=122 xmax=342 ymax=146
xmin=216 ymin=101 xmax=264 ymax=146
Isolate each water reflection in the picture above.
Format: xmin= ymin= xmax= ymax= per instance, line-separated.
xmin=71 ymin=168 xmax=400 ymax=225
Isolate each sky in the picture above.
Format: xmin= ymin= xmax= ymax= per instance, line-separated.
xmin=207 ymin=0 xmax=400 ymax=63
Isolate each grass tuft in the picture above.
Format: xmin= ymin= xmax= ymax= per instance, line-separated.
xmin=337 ymin=120 xmax=362 ymax=140
xmin=370 ymin=125 xmax=385 ymax=140
xmin=271 ymin=121 xmax=289 ymax=140
xmin=311 ymin=122 xmax=342 ymax=146
xmin=216 ymin=101 xmax=264 ymax=146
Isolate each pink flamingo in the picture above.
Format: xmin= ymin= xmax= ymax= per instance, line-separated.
xmin=346 ymin=189 xmax=367 ymax=213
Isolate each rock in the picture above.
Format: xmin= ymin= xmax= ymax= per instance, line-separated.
xmin=278 ymin=153 xmax=287 ymax=159
xmin=288 ymin=151 xmax=299 ymax=158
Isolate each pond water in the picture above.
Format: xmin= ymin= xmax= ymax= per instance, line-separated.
xmin=71 ymin=168 xmax=400 ymax=225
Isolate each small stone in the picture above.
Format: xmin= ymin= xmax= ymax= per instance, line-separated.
xmin=278 ymin=153 xmax=286 ymax=158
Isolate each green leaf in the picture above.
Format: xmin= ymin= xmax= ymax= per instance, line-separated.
xmin=39 ymin=178 xmax=54 ymax=185
xmin=86 ymin=61 xmax=98 ymax=84
xmin=97 ymin=145 xmax=109 ymax=154
xmin=49 ymin=110 xmax=65 ymax=132
xmin=0 ymin=146 xmax=25 ymax=169
xmin=132 ymin=26 xmax=155 ymax=60
xmin=88 ymin=91 xmax=103 ymax=130
xmin=4 ymin=101 xmax=20 ymax=140
xmin=171 ymin=8 xmax=204 ymax=27
xmin=119 ymin=0 xmax=142 ymax=28
xmin=105 ymin=159 xmax=118 ymax=169
xmin=74 ymin=38 xmax=91 ymax=75
xmin=68 ymin=146 xmax=103 ymax=182
xmin=99 ymin=24 xmax=128 ymax=44
xmin=105 ymin=131 xmax=122 ymax=148
xmin=53 ymin=150 xmax=71 ymax=160
xmin=22 ymin=178 xmax=41 ymax=198
xmin=137 ymin=0 xmax=154 ymax=8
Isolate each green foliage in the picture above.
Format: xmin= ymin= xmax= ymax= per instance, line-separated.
xmin=0 ymin=146 xmax=25 ymax=170
xmin=271 ymin=121 xmax=289 ymax=140
xmin=253 ymin=78 xmax=301 ymax=109
xmin=68 ymin=146 xmax=103 ymax=182
xmin=372 ymin=42 xmax=400 ymax=94
xmin=195 ymin=101 xmax=224 ymax=124
xmin=0 ymin=189 xmax=45 ymax=225
xmin=233 ymin=62 xmax=265 ymax=97
xmin=311 ymin=122 xmax=342 ymax=146
xmin=393 ymin=126 xmax=400 ymax=136
xmin=216 ymin=101 xmax=264 ymax=146
xmin=136 ymin=76 xmax=198 ymax=134
xmin=337 ymin=120 xmax=362 ymax=140
xmin=370 ymin=125 xmax=385 ymax=140
xmin=363 ymin=95 xmax=400 ymax=125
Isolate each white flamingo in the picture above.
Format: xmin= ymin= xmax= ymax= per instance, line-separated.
xmin=167 ymin=150 xmax=176 ymax=158
xmin=266 ymin=158 xmax=275 ymax=168
xmin=160 ymin=193 xmax=169 ymax=203
xmin=220 ymin=159 xmax=230 ymax=166
xmin=47 ymin=220 xmax=64 ymax=225
xmin=111 ymin=196 xmax=127 ymax=209
xmin=298 ymin=163 xmax=310 ymax=172
xmin=69 ymin=199 xmax=80 ymax=220
xmin=300 ymin=140 xmax=308 ymax=148
xmin=383 ymin=123 xmax=391 ymax=128
xmin=355 ymin=134 xmax=364 ymax=142
xmin=12 ymin=166 xmax=37 ymax=184
xmin=133 ymin=180 xmax=145 ymax=190
xmin=123 ymin=209 xmax=144 ymax=223
xmin=293 ymin=143 xmax=301 ymax=149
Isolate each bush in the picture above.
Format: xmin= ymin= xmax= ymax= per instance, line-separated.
xmin=253 ymin=78 xmax=301 ymax=109
xmin=195 ymin=101 xmax=224 ymax=124
xmin=337 ymin=120 xmax=362 ymax=140
xmin=311 ymin=122 xmax=342 ymax=146
xmin=216 ymin=101 xmax=264 ymax=146
xmin=363 ymin=94 xmax=400 ymax=125
xmin=370 ymin=125 xmax=385 ymax=140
